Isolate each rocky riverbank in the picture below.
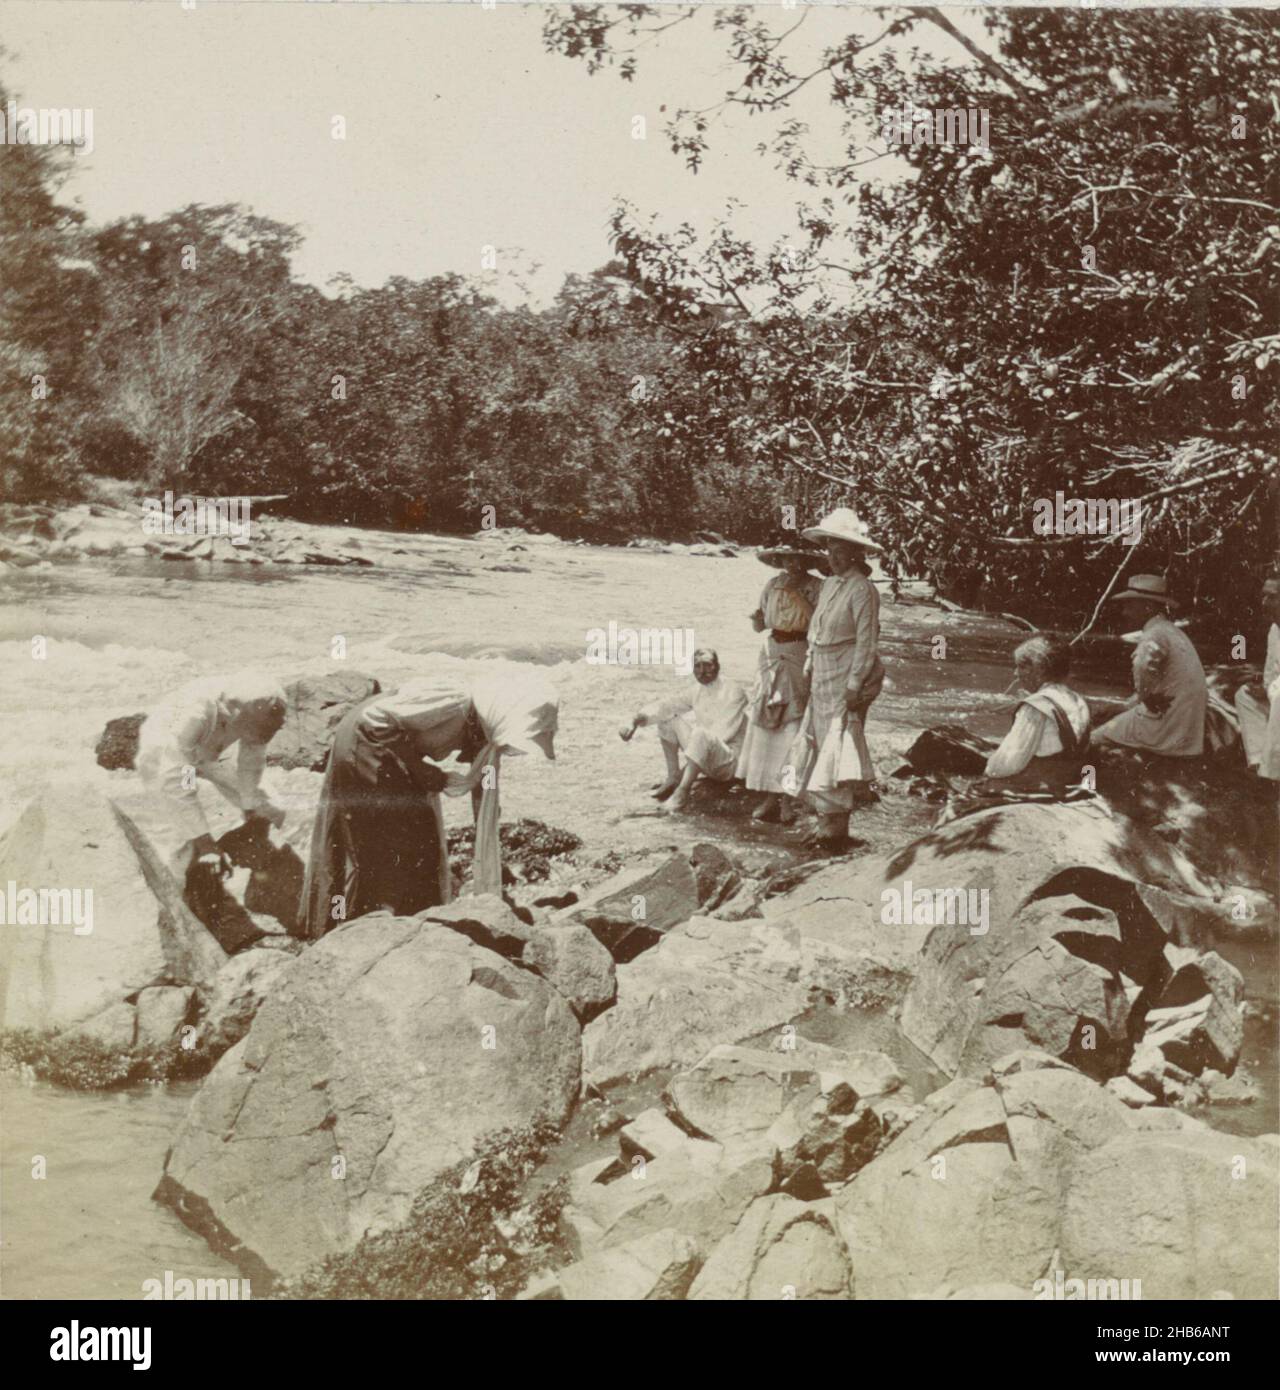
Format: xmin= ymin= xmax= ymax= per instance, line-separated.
xmin=1 ymin=698 xmax=1274 ymax=1298
xmin=1 ymin=497 xmax=1275 ymax=1300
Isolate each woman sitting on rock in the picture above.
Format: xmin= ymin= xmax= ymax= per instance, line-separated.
xmin=938 ymin=635 xmax=1092 ymax=824
xmin=299 ymin=666 xmax=558 ymax=938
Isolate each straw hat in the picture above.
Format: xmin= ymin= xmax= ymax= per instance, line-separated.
xmin=1106 ymin=574 xmax=1177 ymax=609
xmin=801 ymin=507 xmax=882 ymax=554
xmin=757 ymin=538 xmax=830 ymax=574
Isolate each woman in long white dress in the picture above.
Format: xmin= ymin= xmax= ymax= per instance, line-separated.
xmin=789 ymin=508 xmax=886 ymax=848
xmin=736 ymin=543 xmax=825 ymax=823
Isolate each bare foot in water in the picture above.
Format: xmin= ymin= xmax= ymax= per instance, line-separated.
xmin=665 ymin=787 xmax=690 ymax=812
xmin=752 ymin=796 xmax=781 ymax=823
xmin=651 ymin=780 xmax=679 ymax=802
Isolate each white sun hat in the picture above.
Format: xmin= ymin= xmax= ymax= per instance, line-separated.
xmin=801 ymin=507 xmax=883 ymax=554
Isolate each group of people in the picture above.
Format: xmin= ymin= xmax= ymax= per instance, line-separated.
xmin=620 ymin=507 xmax=886 ymax=846
xmin=135 ymin=666 xmax=559 ymax=940
xmin=619 ymin=510 xmax=1280 ymax=844
xmin=132 ymin=507 xmax=1279 ymax=939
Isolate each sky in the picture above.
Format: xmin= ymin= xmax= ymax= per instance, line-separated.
xmin=1 ymin=1 xmax=994 ymax=304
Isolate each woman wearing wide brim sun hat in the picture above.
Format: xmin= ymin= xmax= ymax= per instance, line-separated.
xmin=734 ymin=537 xmax=828 ymax=824
xmin=784 ymin=508 xmax=886 ymax=847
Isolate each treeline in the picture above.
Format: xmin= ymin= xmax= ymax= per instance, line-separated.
xmin=2 ymin=3 xmax=1277 ymax=628
xmin=0 ymin=155 xmax=787 ymax=543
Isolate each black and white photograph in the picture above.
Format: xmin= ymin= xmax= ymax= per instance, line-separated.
xmin=0 ymin=0 xmax=1276 ymax=1341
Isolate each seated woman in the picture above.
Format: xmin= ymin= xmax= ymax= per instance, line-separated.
xmin=938 ymin=636 xmax=1091 ymax=824
xmin=299 ymin=667 xmax=558 ymax=939
xmin=984 ymin=636 xmax=1092 ymax=786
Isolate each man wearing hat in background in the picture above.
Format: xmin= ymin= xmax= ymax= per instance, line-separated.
xmin=1233 ymin=577 xmax=1280 ymax=780
xmin=736 ymin=535 xmax=826 ymax=824
xmin=788 ymin=507 xmax=886 ymax=846
xmin=1092 ymin=574 xmax=1208 ymax=758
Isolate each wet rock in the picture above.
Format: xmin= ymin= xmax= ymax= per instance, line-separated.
xmin=134 ymin=985 xmax=195 ymax=1051
xmin=0 ymin=787 xmax=175 ymax=1032
xmin=688 ymin=1195 xmax=851 ymax=1300
xmin=557 ymin=1228 xmax=702 ymax=1301
xmin=1060 ymin=1131 xmax=1279 ymax=1299
xmin=523 ymin=921 xmax=616 ymax=1023
xmin=273 ymin=670 xmax=382 ymax=771
xmin=564 ymin=854 xmax=700 ymax=963
xmin=898 ymin=724 xmax=994 ymax=777
xmin=157 ymin=918 xmax=581 ymax=1280
xmin=689 ymin=843 xmax=742 ymax=912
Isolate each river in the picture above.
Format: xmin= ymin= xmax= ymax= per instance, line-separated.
xmin=0 ymin=523 xmax=1274 ymax=1297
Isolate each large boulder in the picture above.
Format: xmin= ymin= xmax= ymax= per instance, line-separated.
xmin=156 ymin=916 xmax=581 ymax=1281
xmin=1059 ymin=1130 xmax=1279 ymax=1299
xmin=903 ymin=893 xmax=1141 ymax=1081
xmin=0 ymin=786 xmax=182 ymax=1031
xmin=581 ymin=916 xmax=890 ymax=1089
xmin=893 ymin=801 xmax=1232 ymax=1080
xmin=415 ymin=895 xmax=616 ymax=1022
xmin=837 ymin=1133 xmax=1057 ymax=1300
xmin=563 ymin=854 xmax=701 ymax=963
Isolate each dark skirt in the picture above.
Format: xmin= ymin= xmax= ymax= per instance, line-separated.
xmin=297 ymin=698 xmax=449 ymax=939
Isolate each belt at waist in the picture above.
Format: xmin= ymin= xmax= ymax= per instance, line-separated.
xmin=771 ymin=629 xmax=808 ymax=644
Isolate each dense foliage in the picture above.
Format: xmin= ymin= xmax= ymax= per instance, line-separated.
xmin=2 ymin=8 xmax=1275 ymax=625
xmin=541 ymin=5 xmax=1278 ymax=628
